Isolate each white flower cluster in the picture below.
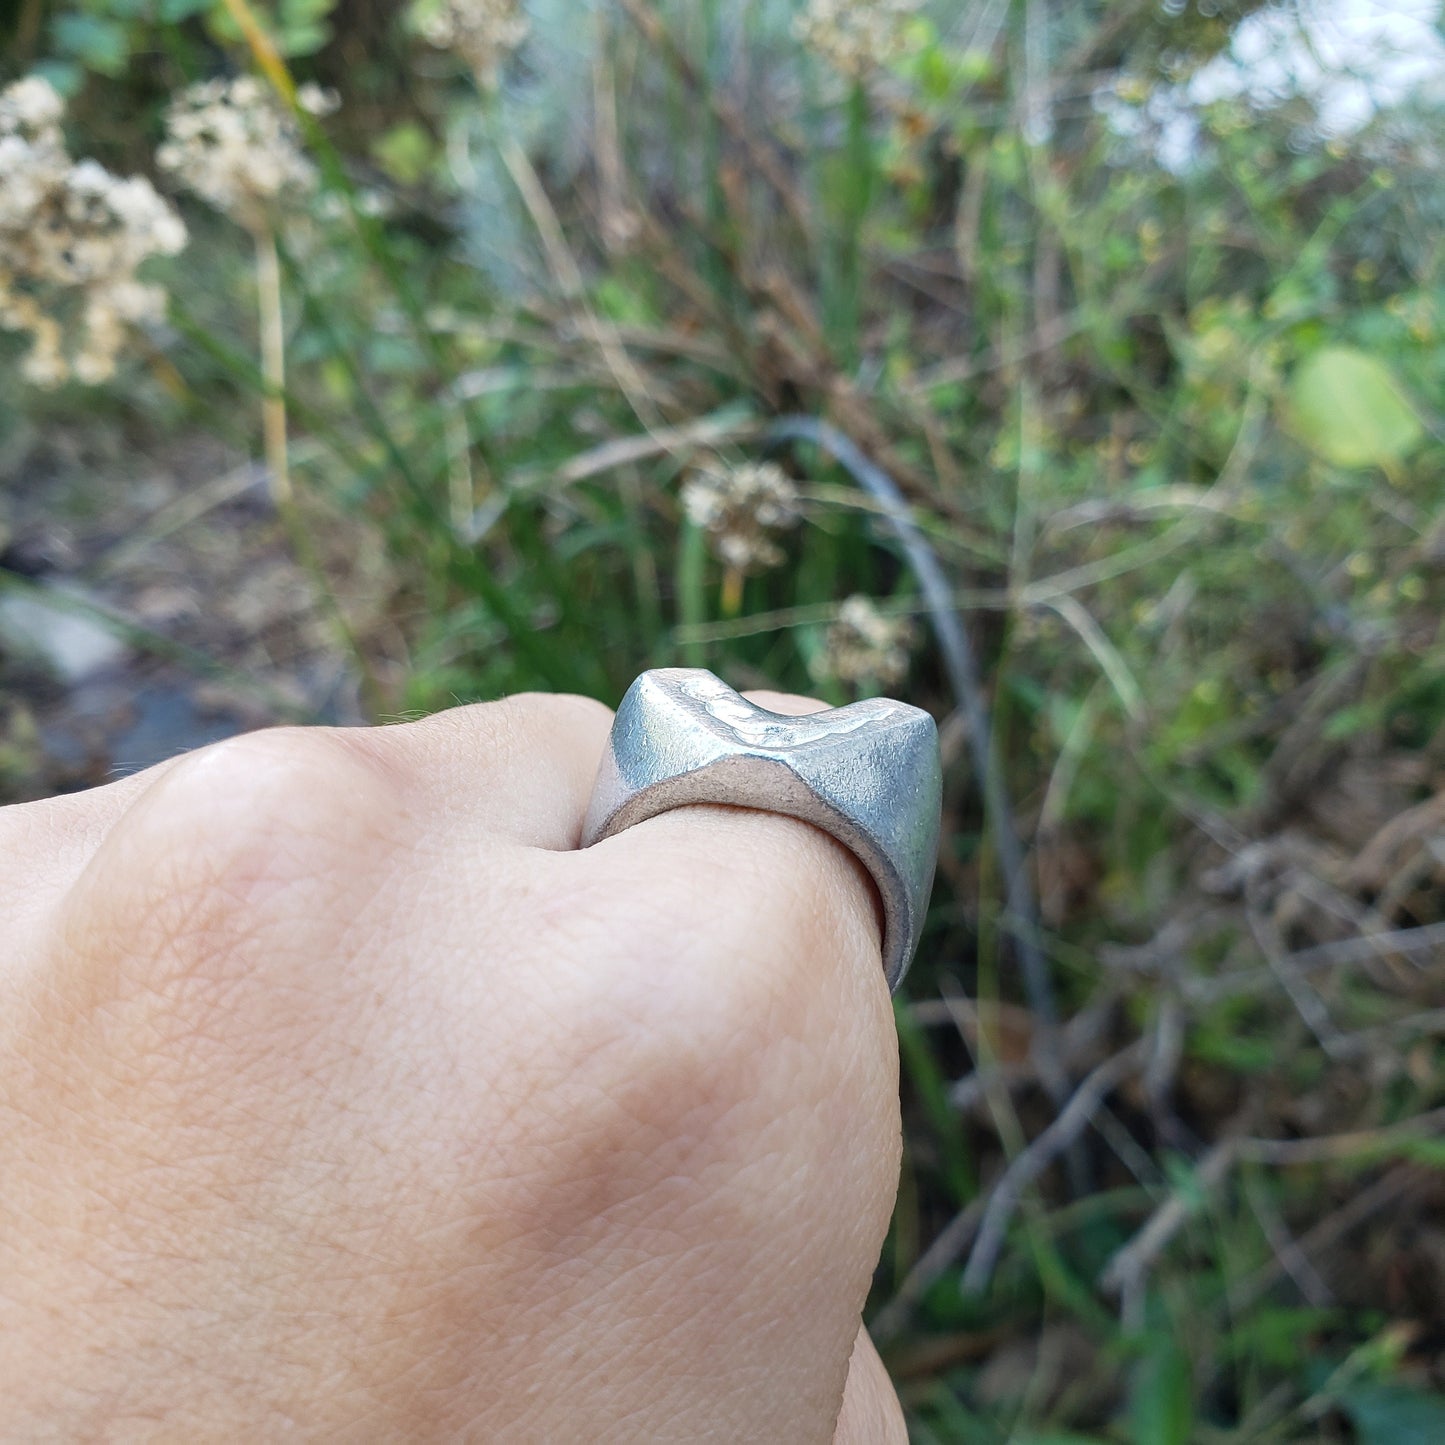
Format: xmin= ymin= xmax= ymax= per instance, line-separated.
xmin=0 ymin=76 xmax=186 ymax=387
xmin=159 ymin=78 xmax=334 ymax=233
xmin=793 ymin=0 xmax=921 ymax=78
xmin=682 ymin=460 xmax=802 ymax=572
xmin=812 ymin=595 xmax=916 ymax=688
xmin=412 ymin=0 xmax=529 ymax=88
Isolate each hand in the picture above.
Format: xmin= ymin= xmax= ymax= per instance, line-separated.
xmin=0 ymin=692 xmax=905 ymax=1441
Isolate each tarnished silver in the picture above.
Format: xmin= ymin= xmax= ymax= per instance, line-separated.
xmin=581 ymin=668 xmax=942 ymax=991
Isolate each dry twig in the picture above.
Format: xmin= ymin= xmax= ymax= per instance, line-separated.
xmin=613 ymin=0 xmax=813 ymax=237
xmin=869 ymin=1198 xmax=990 ymax=1346
xmin=961 ymin=1040 xmax=1149 ymax=1294
xmin=1101 ymin=1110 xmax=1445 ymax=1326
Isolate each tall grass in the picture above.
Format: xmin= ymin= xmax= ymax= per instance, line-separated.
xmin=4 ymin=0 xmax=1445 ymax=1437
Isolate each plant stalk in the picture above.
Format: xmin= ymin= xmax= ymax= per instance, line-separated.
xmin=254 ymin=225 xmax=292 ymax=509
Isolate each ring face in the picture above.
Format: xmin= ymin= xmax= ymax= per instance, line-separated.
xmin=581 ymin=669 xmax=942 ymax=991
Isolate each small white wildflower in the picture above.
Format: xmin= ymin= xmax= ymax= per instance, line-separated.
xmin=159 ymin=77 xmax=326 ymax=233
xmin=794 ymin=0 xmax=921 ymax=78
xmin=811 ymin=595 xmax=916 ymax=688
xmin=296 ymin=83 xmax=340 ymax=117
xmin=0 ymin=75 xmax=65 ymax=131
xmin=0 ymin=77 xmax=69 ymax=231
xmin=682 ymin=460 xmax=802 ymax=573
xmin=0 ymin=76 xmax=186 ymax=387
xmin=411 ymin=0 xmax=528 ymax=88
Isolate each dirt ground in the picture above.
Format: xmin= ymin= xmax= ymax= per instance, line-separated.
xmin=0 ymin=426 xmax=363 ymax=805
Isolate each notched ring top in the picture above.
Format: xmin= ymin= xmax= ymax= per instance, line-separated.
xmin=581 ymin=668 xmax=943 ymax=991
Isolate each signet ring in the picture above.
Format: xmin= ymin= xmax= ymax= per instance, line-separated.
xmin=581 ymin=668 xmax=942 ymax=991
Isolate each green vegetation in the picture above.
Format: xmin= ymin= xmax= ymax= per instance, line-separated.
xmin=3 ymin=0 xmax=1443 ymax=1438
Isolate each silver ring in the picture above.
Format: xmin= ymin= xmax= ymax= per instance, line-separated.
xmin=581 ymin=669 xmax=942 ymax=991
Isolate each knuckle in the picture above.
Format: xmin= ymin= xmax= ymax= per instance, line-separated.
xmin=154 ymin=726 xmax=400 ymax=882
xmin=65 ymin=727 xmax=404 ymax=985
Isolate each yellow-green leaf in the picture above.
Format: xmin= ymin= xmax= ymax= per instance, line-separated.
xmin=1289 ymin=346 xmax=1423 ymax=469
xmin=372 ymin=123 xmax=435 ymax=187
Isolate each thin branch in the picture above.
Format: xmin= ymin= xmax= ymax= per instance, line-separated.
xmin=1233 ymin=1106 xmax=1445 ymax=1167
xmin=1037 ymin=595 xmax=1145 ymax=721
xmin=614 ymin=0 xmax=813 ymax=238
xmin=868 ymin=1198 xmax=990 ymax=1345
xmin=510 ymin=411 xmax=763 ymax=495
xmin=672 ymin=586 xmax=1012 ymax=647
xmin=961 ymin=1040 xmax=1149 ymax=1294
xmin=498 ymin=135 xmax=665 ymax=432
xmin=901 ymin=313 xmax=1086 ymax=395
xmin=764 ymin=417 xmax=1072 ymax=1119
xmin=1099 ymin=1136 xmax=1238 ymax=1329
xmin=1284 ymin=921 xmax=1445 ymax=975
xmin=1101 ymin=1109 xmax=1445 ymax=1325
xmin=1327 ymin=1009 xmax=1445 ymax=1059
xmin=1242 ymin=1168 xmax=1332 ymax=1308
xmin=1228 ymin=1165 xmax=1426 ymax=1318
xmin=1245 ymin=873 xmax=1347 ymax=1059
xmin=253 ymin=226 xmax=291 ymax=507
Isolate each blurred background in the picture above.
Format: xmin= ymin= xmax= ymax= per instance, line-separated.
xmin=2 ymin=0 xmax=1442 ymax=1438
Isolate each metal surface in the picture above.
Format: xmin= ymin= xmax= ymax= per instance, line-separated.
xmin=581 ymin=669 xmax=942 ymax=991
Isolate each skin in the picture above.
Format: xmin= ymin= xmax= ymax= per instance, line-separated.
xmin=0 ymin=691 xmax=907 ymax=1442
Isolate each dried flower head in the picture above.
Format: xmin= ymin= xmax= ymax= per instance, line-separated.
xmin=812 ymin=595 xmax=916 ymax=688
xmin=411 ymin=0 xmax=529 ymax=88
xmin=682 ymin=461 xmax=802 ymax=573
xmin=159 ymin=78 xmax=334 ymax=233
xmin=0 ymin=74 xmax=65 ymax=147
xmin=0 ymin=76 xmax=186 ymax=387
xmin=794 ymin=0 xmax=921 ymax=78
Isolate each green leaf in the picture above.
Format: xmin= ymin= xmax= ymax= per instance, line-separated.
xmin=158 ymin=0 xmax=214 ymax=21
xmin=1323 ymin=699 xmax=1386 ymax=742
xmin=1288 ymin=346 xmax=1424 ymax=469
xmin=32 ymin=58 xmax=83 ymax=95
xmin=372 ymin=122 xmax=435 ymax=187
xmin=1343 ymin=1386 xmax=1445 ymax=1445
xmin=1398 ymin=1137 xmax=1445 ymax=1167
xmin=51 ymin=12 xmax=130 ymax=74
xmin=1129 ymin=1337 xmax=1193 ymax=1445
xmin=1014 ymin=1435 xmax=1112 ymax=1445
xmin=274 ymin=0 xmax=336 ymax=52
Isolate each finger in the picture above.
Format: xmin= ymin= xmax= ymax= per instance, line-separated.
xmin=739 ymin=688 xmax=834 ymax=717
xmin=11 ymin=692 xmax=612 ymax=886
xmin=544 ymin=687 xmax=905 ymax=1439
xmin=743 ymin=687 xmax=888 ymax=942
xmin=351 ymin=692 xmax=614 ymax=850
xmin=6 ymin=692 xmax=612 ymax=953
xmin=584 ymin=685 xmax=889 ymax=980
xmin=4 ymin=685 xmax=812 ymax=914
xmin=834 ymin=1326 xmax=907 ymax=1445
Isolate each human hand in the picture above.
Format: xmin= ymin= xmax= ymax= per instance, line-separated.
xmin=0 ymin=692 xmax=905 ymax=1441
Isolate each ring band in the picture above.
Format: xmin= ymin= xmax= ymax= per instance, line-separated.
xmin=581 ymin=669 xmax=942 ymax=991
